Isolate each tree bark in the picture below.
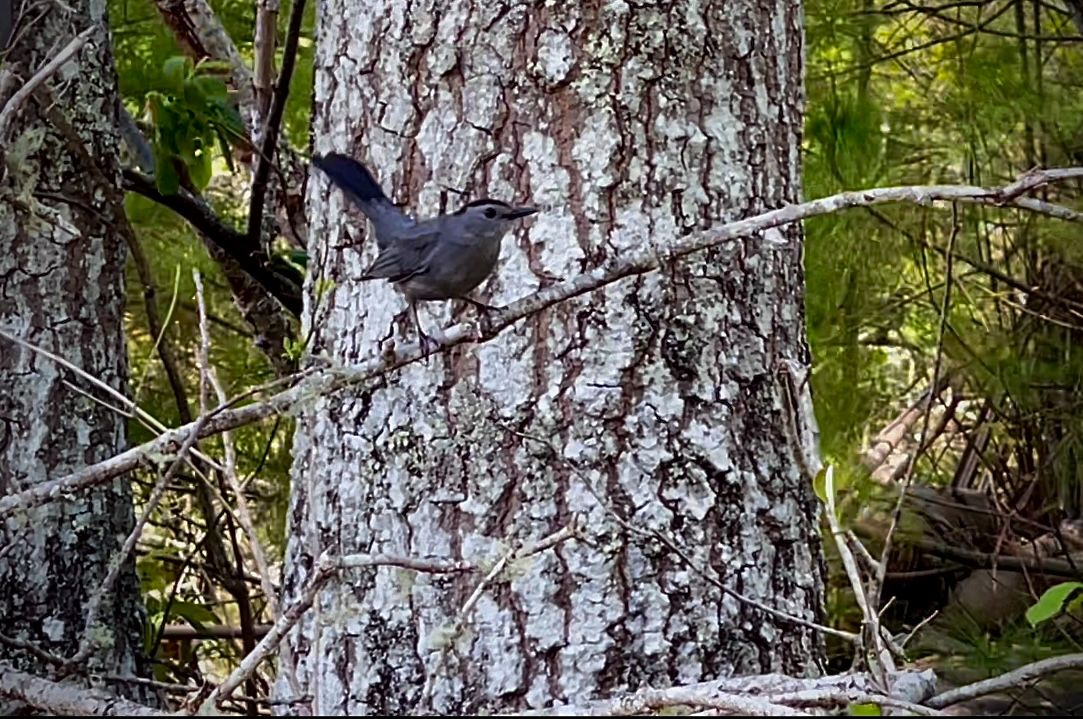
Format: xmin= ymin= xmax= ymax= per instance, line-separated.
xmin=0 ymin=0 xmax=149 ymax=704
xmin=280 ymin=0 xmax=824 ymax=713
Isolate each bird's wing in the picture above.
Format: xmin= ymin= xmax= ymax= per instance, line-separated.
xmin=362 ymin=231 xmax=440 ymax=283
xmin=312 ymin=153 xmax=415 ymax=248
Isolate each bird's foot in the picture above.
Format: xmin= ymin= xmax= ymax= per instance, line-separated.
xmin=460 ymin=296 xmax=498 ymax=341
xmin=417 ymin=329 xmax=442 ymax=359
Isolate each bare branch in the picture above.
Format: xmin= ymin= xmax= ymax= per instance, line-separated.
xmin=0 ymin=26 xmax=94 ymax=139
xmin=121 ymin=169 xmax=303 ymax=316
xmin=520 ymin=669 xmax=938 ymax=716
xmin=0 ymin=662 xmax=169 ymax=716
xmin=822 ymin=467 xmax=896 ymax=683
xmin=335 ymin=553 xmax=475 ymax=573
xmin=5 ymin=170 xmax=1083 ymax=518
xmin=194 ymin=269 xmax=302 ymax=700
xmin=252 ymin=0 xmax=279 ymax=121
xmin=203 ymin=526 xmax=578 ymax=712
xmin=63 ymin=414 xmax=210 ymax=672
xmin=0 ymin=631 xmax=64 ymax=667
xmin=872 ymin=208 xmax=959 ymax=623
xmin=927 ymin=653 xmax=1083 ymax=709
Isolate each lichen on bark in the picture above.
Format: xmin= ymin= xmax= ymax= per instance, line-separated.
xmin=0 ymin=0 xmax=150 ymax=700
xmin=281 ymin=0 xmax=824 ymax=713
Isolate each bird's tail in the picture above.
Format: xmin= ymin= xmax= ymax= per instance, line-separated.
xmin=312 ymin=153 xmax=412 ymax=247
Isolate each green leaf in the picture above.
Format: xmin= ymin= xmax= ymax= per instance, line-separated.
xmin=208 ymin=99 xmax=247 ymax=143
xmin=193 ymin=75 xmax=229 ymax=101
xmin=812 ymin=465 xmax=830 ymax=505
xmin=153 ymin=148 xmax=180 ymax=195
xmin=186 ymin=144 xmax=213 ymax=190
xmin=161 ymin=56 xmax=192 ymax=95
xmin=1026 ymin=582 xmax=1083 ymax=626
xmin=169 ymin=600 xmax=217 ymax=629
xmin=848 ymin=702 xmax=882 ymax=716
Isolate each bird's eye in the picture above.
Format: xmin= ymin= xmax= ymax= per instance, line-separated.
xmin=484 ymin=208 xmax=497 ymax=219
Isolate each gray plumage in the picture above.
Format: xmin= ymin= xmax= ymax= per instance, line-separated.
xmin=313 ymin=152 xmax=537 ymax=348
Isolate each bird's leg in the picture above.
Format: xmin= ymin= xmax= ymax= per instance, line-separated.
xmin=459 ymin=295 xmax=498 ymax=340
xmin=460 ymin=296 xmax=499 ymax=313
xmin=410 ymin=300 xmax=439 ymax=359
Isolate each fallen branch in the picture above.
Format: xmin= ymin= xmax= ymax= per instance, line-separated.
xmin=0 ymin=662 xmax=170 ymax=716
xmin=4 ymin=169 xmax=1083 ymax=517
xmin=520 ymin=669 xmax=938 ymax=716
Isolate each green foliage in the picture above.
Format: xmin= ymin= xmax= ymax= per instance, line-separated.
xmin=144 ymin=56 xmax=246 ymax=194
xmin=847 ymin=703 xmax=882 ymax=716
xmin=807 ymin=0 xmax=1083 ymax=681
xmin=1027 ymin=582 xmax=1083 ymax=627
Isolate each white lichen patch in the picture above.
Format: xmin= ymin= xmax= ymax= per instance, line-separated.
xmin=281 ymin=0 xmax=823 ymax=711
xmin=533 ymin=29 xmax=575 ymax=86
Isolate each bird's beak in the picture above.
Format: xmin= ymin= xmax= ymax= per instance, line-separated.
xmin=505 ymin=206 xmax=539 ymax=220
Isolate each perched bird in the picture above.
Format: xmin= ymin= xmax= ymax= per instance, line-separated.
xmin=312 ymin=152 xmax=537 ymax=352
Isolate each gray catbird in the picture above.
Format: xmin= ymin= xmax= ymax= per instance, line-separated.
xmin=313 ymin=153 xmax=537 ymax=351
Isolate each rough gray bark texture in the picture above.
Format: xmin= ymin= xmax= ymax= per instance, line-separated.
xmin=280 ymin=0 xmax=825 ymax=713
xmin=0 ymin=0 xmax=148 ymax=698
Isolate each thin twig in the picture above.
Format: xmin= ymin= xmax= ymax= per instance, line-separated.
xmin=504 ymin=424 xmax=858 ymax=644
xmin=0 ymin=26 xmax=95 ymax=138
xmin=822 ymin=466 xmax=893 ymax=683
xmin=419 ymin=524 xmax=581 ymax=710
xmin=62 ymin=414 xmax=210 ymax=673
xmin=198 ymin=532 xmax=580 ymax=713
xmin=0 ymin=630 xmax=64 ymax=667
xmin=194 ymin=269 xmax=302 ymax=701
xmin=245 ymin=0 xmax=307 ymax=247
xmin=0 ymin=327 xmax=235 ymax=489
xmin=871 ymin=206 xmax=959 ymax=619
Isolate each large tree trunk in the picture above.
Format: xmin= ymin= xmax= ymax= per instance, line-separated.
xmin=0 ymin=0 xmax=148 ymax=700
xmin=281 ymin=0 xmax=824 ymax=713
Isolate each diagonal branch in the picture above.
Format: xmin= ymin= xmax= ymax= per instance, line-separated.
xmin=927 ymin=652 xmax=1083 ymax=709
xmin=4 ymin=169 xmax=1083 ymax=515
xmin=199 ymin=525 xmax=578 ymax=712
xmin=121 ymin=169 xmax=303 ymax=316
xmin=0 ymin=26 xmax=95 ymax=139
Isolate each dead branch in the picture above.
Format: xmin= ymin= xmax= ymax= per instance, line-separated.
xmin=63 ymin=414 xmax=210 ymax=672
xmin=0 ymin=662 xmax=170 ymax=716
xmin=4 ymin=169 xmax=1083 ymax=520
xmin=194 ymin=269 xmax=301 ymax=702
xmin=246 ymin=0 xmax=307 ymax=248
xmin=519 ymin=668 xmax=938 ymax=716
xmin=200 ymin=526 xmax=579 ymax=712
xmin=252 ymin=0 xmax=279 ymax=120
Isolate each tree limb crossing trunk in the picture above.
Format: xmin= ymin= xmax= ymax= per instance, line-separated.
xmin=280 ymin=0 xmax=825 ymax=713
